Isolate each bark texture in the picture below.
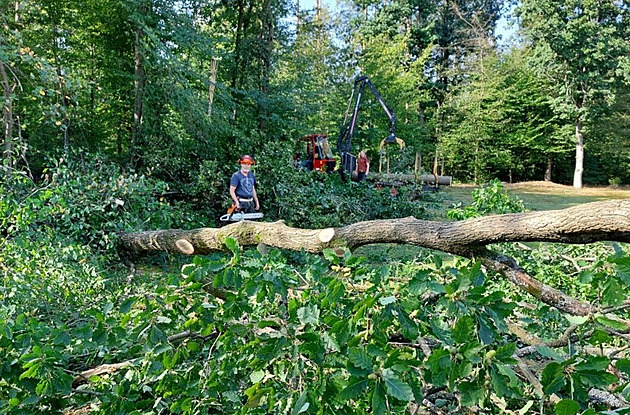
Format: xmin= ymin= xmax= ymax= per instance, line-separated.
xmin=121 ymin=200 xmax=630 ymax=254
xmin=119 ymin=199 xmax=630 ymax=316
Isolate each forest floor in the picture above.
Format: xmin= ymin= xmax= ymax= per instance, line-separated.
xmin=442 ymin=180 xmax=630 ymax=211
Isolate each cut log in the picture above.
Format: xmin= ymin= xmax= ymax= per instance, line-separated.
xmin=370 ymin=173 xmax=453 ymax=186
xmin=317 ymin=228 xmax=335 ymax=243
xmin=175 ymin=239 xmax=194 ymax=255
xmin=420 ymin=174 xmax=452 ymax=186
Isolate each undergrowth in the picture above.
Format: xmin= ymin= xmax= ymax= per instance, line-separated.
xmin=2 ymin=155 xmax=630 ymax=414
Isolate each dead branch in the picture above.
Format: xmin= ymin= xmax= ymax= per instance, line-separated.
xmin=73 ymin=362 xmax=132 ymax=386
xmin=588 ymin=388 xmax=628 ymax=408
xmin=515 ymin=325 xmax=580 ymax=357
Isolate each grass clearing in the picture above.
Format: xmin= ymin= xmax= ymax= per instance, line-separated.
xmin=440 ymin=181 xmax=630 ymax=212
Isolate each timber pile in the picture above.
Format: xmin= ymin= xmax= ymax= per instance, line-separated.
xmin=369 ymin=173 xmax=452 ymax=186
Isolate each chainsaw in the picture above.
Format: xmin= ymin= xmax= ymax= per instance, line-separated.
xmin=219 ymin=203 xmax=264 ymax=222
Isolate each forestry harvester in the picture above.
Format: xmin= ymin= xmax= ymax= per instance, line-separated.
xmin=295 ymin=75 xmax=405 ymax=177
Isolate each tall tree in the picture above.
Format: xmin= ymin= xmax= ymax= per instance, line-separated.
xmin=343 ymin=0 xmax=503 ymax=171
xmin=131 ymin=0 xmax=148 ymax=168
xmin=440 ymin=47 xmax=569 ymax=183
xmin=517 ymin=0 xmax=630 ymax=188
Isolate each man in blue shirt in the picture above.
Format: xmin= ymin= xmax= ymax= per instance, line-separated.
xmin=229 ymin=154 xmax=260 ymax=213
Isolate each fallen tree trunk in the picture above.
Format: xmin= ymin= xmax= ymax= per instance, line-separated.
xmin=120 ymin=200 xmax=630 ymax=256
xmin=119 ymin=199 xmax=630 ymax=317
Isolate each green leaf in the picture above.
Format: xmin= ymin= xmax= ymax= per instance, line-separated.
xmin=536 ymin=346 xmax=565 ymax=362
xmin=541 ymin=362 xmax=565 ymax=395
xmin=574 ymin=356 xmax=610 ymax=372
xmin=494 ymin=342 xmax=517 ymax=364
xmin=349 ymin=348 xmax=373 ymax=370
xmin=338 ymin=378 xmax=369 ymax=401
xmin=120 ymin=297 xmax=137 ymax=314
xmin=103 ymin=302 xmax=114 ymax=315
xmin=611 ymin=256 xmax=630 ymax=286
xmin=458 ymin=381 xmax=483 ymax=407
xmin=371 ymin=382 xmax=387 ymax=415
xmin=578 ymin=270 xmax=593 ymax=284
xmin=322 ymin=331 xmax=340 ymax=353
xmin=595 ymin=315 xmax=628 ymax=331
xmin=382 ymin=369 xmax=413 ymax=402
xmin=575 ymin=371 xmax=617 ymax=388
xmin=554 ymin=399 xmax=580 ymax=415
xmin=490 ymin=365 xmax=510 ymax=398
xmin=452 ymin=315 xmax=474 ymax=344
xmin=397 ymin=308 xmax=419 ymax=340
xmin=297 ymin=305 xmax=320 ymax=326
xmin=224 ymin=237 xmax=239 ymax=253
xmin=602 ymin=278 xmax=624 ymax=306
xmin=379 ymin=296 xmax=396 ymax=305
xmin=203 ymin=259 xmax=228 ymax=272
xmin=478 ymin=314 xmax=495 ymax=345
xmin=588 ymin=328 xmax=611 ymax=345
xmin=470 ymin=261 xmax=485 ymax=286
xmin=615 ymin=359 xmax=630 ymax=376
xmin=433 ymin=254 xmax=443 ymax=269
xmin=250 ymin=370 xmax=265 ymax=383
xmin=564 ymin=315 xmax=589 ymax=325
xmin=22 ymin=395 xmax=39 ymax=405
xmin=323 ymin=249 xmax=339 ymax=264
xmin=453 ymin=273 xmax=471 ymax=293
xmin=291 ymin=392 xmax=309 ymax=415
xmin=428 ymin=282 xmax=446 ymax=293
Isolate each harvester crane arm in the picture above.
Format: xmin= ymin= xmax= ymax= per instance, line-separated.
xmin=337 ymin=76 xmax=404 ymax=173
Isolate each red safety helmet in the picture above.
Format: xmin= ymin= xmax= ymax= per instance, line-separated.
xmin=238 ymin=154 xmax=255 ymax=165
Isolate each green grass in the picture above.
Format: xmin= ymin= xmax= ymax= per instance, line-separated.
xmin=440 ymin=181 xmax=630 ymax=212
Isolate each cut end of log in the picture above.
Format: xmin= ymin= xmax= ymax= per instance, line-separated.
xmin=175 ymin=239 xmax=194 ymax=255
xmin=318 ymin=228 xmax=335 ymax=243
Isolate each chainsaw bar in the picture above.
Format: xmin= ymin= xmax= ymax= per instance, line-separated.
xmin=219 ymin=212 xmax=264 ymax=222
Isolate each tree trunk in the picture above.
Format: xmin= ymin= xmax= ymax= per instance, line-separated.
xmin=231 ymin=0 xmax=245 ymax=90
xmin=48 ymin=8 xmax=70 ymax=151
xmin=418 ymin=104 xmax=425 ymax=125
xmin=121 ymin=199 xmax=630 ymax=256
xmin=544 ymin=155 xmax=553 ymax=182
xmin=0 ymin=60 xmax=14 ymax=164
xmin=573 ymin=118 xmax=584 ymax=188
xmin=258 ymin=0 xmax=273 ymax=131
xmin=208 ymin=59 xmax=217 ymax=119
xmin=131 ymin=3 xmax=147 ymax=168
xmin=119 ymin=199 xmax=630 ymax=318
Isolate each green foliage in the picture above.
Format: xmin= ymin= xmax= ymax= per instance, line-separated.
xmin=0 ymin=154 xmax=206 ymax=253
xmin=440 ymin=47 xmax=572 ymax=183
xmin=3 ymin=160 xmax=630 ymax=413
xmin=0 ymin=234 xmax=523 ymax=414
xmin=447 ymin=179 xmax=525 ymax=220
xmin=5 ymin=0 xmax=630 ymax=413
xmin=255 ymin=143 xmax=434 ymax=227
xmin=271 ymin=170 xmax=429 ymax=227
xmin=517 ymin=0 xmax=630 ymax=185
